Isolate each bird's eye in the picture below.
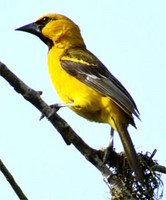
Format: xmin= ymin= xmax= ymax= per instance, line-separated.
xmin=40 ymin=17 xmax=50 ymax=24
xmin=37 ymin=17 xmax=51 ymax=25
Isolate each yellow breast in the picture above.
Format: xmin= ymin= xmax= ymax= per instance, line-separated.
xmin=47 ymin=46 xmax=124 ymax=129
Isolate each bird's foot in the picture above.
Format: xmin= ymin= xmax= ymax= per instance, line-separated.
xmin=40 ymin=103 xmax=74 ymax=120
xmin=103 ymin=144 xmax=114 ymax=164
xmin=103 ymin=128 xmax=115 ymax=163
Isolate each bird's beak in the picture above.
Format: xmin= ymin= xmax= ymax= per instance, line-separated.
xmin=15 ymin=21 xmax=53 ymax=48
xmin=15 ymin=22 xmax=41 ymax=36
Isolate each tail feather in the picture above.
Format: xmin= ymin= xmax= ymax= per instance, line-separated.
xmin=116 ymin=124 xmax=143 ymax=183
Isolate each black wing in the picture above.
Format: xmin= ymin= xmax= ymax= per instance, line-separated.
xmin=61 ymin=48 xmax=140 ymax=119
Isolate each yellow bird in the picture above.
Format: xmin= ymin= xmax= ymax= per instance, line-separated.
xmin=16 ymin=14 xmax=143 ymax=182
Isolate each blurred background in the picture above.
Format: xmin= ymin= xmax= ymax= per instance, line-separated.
xmin=0 ymin=0 xmax=165 ymax=199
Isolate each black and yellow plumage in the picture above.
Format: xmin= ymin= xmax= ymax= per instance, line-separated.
xmin=16 ymin=14 xmax=143 ymax=183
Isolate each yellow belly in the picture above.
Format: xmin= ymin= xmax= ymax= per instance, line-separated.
xmin=47 ymin=47 xmax=128 ymax=130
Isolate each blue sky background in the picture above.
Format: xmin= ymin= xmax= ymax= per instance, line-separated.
xmin=0 ymin=0 xmax=166 ymax=199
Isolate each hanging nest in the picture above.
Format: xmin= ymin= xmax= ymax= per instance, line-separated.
xmin=99 ymin=149 xmax=164 ymax=200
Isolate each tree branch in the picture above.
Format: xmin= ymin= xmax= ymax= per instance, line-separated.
xmin=151 ymin=165 xmax=166 ymax=174
xmin=1 ymin=61 xmax=160 ymax=200
xmin=0 ymin=159 xmax=28 ymax=200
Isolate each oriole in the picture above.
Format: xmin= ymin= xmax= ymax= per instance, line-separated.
xmin=16 ymin=14 xmax=143 ymax=182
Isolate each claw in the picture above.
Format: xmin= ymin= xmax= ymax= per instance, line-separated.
xmin=39 ymin=103 xmax=74 ymax=120
xmin=103 ymin=128 xmax=114 ymax=163
xmin=103 ymin=145 xmax=114 ymax=164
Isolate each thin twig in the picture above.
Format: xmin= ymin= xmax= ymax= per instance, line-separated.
xmin=151 ymin=165 xmax=166 ymax=174
xmin=0 ymin=159 xmax=28 ymax=200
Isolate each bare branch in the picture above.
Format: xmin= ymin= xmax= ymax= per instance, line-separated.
xmin=151 ymin=165 xmax=166 ymax=174
xmin=0 ymin=159 xmax=28 ymax=200
xmin=0 ymin=61 xmax=151 ymax=200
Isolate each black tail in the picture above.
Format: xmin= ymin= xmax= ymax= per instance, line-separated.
xmin=116 ymin=124 xmax=143 ymax=183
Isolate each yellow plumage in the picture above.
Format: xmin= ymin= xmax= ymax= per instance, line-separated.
xmin=16 ymin=13 xmax=143 ymax=183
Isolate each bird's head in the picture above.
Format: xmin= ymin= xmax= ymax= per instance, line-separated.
xmin=16 ymin=14 xmax=85 ymax=50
